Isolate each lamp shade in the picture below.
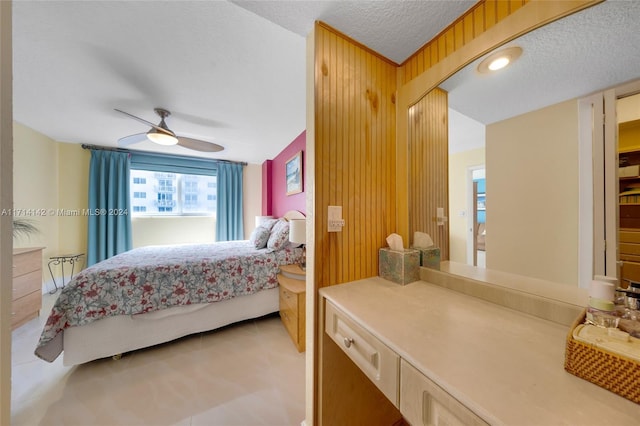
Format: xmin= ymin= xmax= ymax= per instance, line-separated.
xmin=147 ymin=130 xmax=178 ymax=146
xmin=255 ymin=215 xmax=274 ymax=227
xmin=289 ymin=219 xmax=306 ymax=245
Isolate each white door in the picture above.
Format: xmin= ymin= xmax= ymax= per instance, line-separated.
xmin=581 ymin=81 xmax=640 ymax=288
xmin=578 ymin=89 xmax=616 ymax=288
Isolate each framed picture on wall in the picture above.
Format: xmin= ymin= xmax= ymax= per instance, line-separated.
xmin=286 ymin=151 xmax=303 ymax=195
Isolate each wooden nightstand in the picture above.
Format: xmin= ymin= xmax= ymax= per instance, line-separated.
xmin=277 ymin=264 xmax=306 ymax=352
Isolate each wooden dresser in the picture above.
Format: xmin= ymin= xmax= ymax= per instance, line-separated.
xmin=12 ymin=247 xmax=44 ymax=330
xmin=277 ymin=264 xmax=306 ymax=352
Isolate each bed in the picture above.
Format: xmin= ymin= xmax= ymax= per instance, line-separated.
xmin=35 ymin=211 xmax=305 ymax=366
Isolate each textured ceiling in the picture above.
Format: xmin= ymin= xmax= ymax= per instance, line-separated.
xmin=12 ymin=0 xmax=474 ymax=163
xmin=231 ymin=0 xmax=475 ymax=64
xmin=12 ymin=1 xmax=640 ymax=163
xmin=441 ymin=0 xmax=640 ymax=128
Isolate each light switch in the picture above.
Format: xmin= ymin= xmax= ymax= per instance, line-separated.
xmin=436 ymin=207 xmax=448 ymax=226
xmin=328 ymin=206 xmax=345 ymax=232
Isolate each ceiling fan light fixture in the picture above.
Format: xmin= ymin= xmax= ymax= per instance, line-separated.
xmin=147 ymin=130 xmax=178 ymax=146
xmin=477 ymin=46 xmax=522 ymax=74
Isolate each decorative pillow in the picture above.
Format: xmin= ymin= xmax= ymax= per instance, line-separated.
xmin=249 ymin=226 xmax=271 ymax=249
xmin=258 ymin=218 xmax=279 ymax=231
xmin=267 ymin=219 xmax=290 ymax=250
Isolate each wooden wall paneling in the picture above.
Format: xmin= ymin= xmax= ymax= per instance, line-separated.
xmin=497 ymin=1 xmax=511 ymax=21
xmin=318 ymin=28 xmax=329 ymax=287
xmin=473 ymin=4 xmax=486 ymax=38
xmin=463 ymin=11 xmax=475 ymax=47
xmin=313 ymin=23 xmax=397 ymax=288
xmin=399 ymin=0 xmax=534 ymax=85
xmin=408 ymin=88 xmax=449 ymax=259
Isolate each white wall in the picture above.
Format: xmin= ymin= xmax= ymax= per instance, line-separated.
xmin=13 ymin=122 xmax=59 ymax=284
xmin=449 ymin=109 xmax=486 ymax=265
xmin=487 ymin=99 xmax=579 ymax=285
xmin=449 ymin=147 xmax=485 ymax=264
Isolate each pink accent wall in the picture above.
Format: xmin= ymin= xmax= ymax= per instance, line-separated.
xmin=262 ymin=130 xmax=306 ymax=217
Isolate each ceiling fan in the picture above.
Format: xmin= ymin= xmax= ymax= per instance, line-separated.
xmin=115 ymin=107 xmax=224 ymax=152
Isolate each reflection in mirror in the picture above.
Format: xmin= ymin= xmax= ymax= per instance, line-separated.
xmin=410 ymin=0 xmax=640 ymax=288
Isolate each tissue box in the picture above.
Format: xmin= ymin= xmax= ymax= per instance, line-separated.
xmin=413 ymin=246 xmax=441 ymax=270
xmin=379 ymin=248 xmax=420 ymax=285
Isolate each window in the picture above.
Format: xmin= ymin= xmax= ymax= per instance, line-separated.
xmin=130 ymin=170 xmax=216 ymax=216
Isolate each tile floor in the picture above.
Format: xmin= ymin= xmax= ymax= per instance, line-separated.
xmin=11 ymin=293 xmax=306 ymax=426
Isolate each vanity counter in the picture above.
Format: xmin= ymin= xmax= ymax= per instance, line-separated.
xmin=319 ymin=277 xmax=640 ymax=425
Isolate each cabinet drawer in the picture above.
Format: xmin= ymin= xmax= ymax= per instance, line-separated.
xmin=12 ymin=290 xmax=41 ymax=329
xmin=13 ymin=270 xmax=42 ymax=300
xmin=279 ymin=284 xmax=298 ymax=312
xmin=13 ymin=251 xmax=41 ymax=277
xmin=621 ymin=260 xmax=640 ymax=283
xmin=620 ymin=242 xmax=640 ymax=256
xmin=620 ymin=229 xmax=640 ymax=244
xmin=325 ymin=300 xmax=399 ymax=406
xmin=400 ymin=360 xmax=488 ymax=426
xmin=280 ymin=303 xmax=299 ymax=338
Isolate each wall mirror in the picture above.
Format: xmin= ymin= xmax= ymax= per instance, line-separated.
xmin=409 ymin=0 xmax=640 ymax=289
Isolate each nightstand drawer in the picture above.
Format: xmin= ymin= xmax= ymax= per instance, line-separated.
xmin=280 ymin=303 xmax=299 ymax=340
xmin=279 ymin=284 xmax=298 ymax=311
xmin=325 ymin=300 xmax=399 ymax=406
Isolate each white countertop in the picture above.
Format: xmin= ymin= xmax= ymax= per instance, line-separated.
xmin=320 ymin=277 xmax=640 ymax=425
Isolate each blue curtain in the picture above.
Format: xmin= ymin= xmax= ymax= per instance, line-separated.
xmin=87 ymin=150 xmax=132 ymax=266
xmin=216 ymin=162 xmax=244 ymax=241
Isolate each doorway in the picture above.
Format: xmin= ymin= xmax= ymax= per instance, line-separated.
xmin=467 ymin=167 xmax=486 ymax=267
xmin=617 ymin=91 xmax=640 ymax=287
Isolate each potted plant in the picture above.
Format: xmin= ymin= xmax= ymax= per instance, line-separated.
xmin=12 ymin=218 xmax=39 ymax=240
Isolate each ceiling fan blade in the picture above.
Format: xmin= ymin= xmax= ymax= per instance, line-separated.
xmin=114 ymin=109 xmax=173 ymax=136
xmin=177 ymin=136 xmax=224 ymax=152
xmin=117 ymin=133 xmax=147 ymax=147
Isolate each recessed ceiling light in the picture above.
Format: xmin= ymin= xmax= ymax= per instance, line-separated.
xmin=477 ymin=46 xmax=523 ymax=74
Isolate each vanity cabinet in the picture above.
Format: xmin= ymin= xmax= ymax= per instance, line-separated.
xmin=318 ymin=278 xmax=639 ymax=426
xmin=400 ymin=360 xmax=488 ymax=426
xmin=321 ymin=298 xmax=485 ymax=426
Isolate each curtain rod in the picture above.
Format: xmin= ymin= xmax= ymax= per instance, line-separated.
xmin=80 ymin=144 xmax=248 ymax=166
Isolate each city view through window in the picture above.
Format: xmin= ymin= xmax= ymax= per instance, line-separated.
xmin=130 ymin=170 xmax=216 ymax=215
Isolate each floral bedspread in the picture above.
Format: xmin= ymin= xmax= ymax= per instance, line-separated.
xmin=35 ymin=241 xmax=302 ymax=362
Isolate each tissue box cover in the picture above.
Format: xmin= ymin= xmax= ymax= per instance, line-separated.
xmin=414 ymin=246 xmax=441 ymax=270
xmin=379 ymin=248 xmax=420 ymax=285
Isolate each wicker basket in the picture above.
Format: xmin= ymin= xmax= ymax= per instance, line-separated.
xmin=564 ymin=309 xmax=640 ymax=404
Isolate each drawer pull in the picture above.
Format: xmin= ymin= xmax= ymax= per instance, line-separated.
xmin=344 ymin=337 xmax=354 ymax=348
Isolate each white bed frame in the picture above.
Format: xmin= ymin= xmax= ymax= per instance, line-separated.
xmin=62 ymin=210 xmax=305 ymax=366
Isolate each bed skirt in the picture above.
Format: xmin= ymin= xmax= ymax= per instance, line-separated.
xmin=61 ymin=286 xmax=279 ymax=366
